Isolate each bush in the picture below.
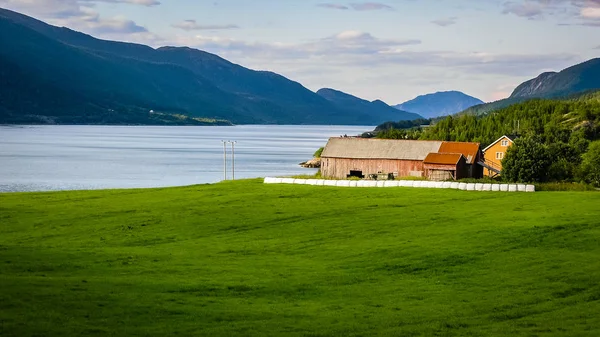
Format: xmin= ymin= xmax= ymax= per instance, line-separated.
xmin=502 ymin=135 xmax=553 ymax=183
xmin=579 ymin=141 xmax=600 ymax=187
xmin=313 ymin=147 xmax=324 ymax=158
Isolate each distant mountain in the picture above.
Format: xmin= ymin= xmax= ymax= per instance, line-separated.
xmin=510 ymin=58 xmax=600 ymax=99
xmin=317 ymin=88 xmax=423 ymax=122
xmin=459 ymin=58 xmax=600 ymax=116
xmin=394 ymin=91 xmax=484 ymax=118
xmin=0 ymin=8 xmax=409 ymax=125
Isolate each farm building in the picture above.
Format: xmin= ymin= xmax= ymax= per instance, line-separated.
xmin=481 ymin=135 xmax=517 ymax=177
xmin=423 ymin=153 xmax=467 ymax=181
xmin=320 ymin=137 xmax=483 ymax=180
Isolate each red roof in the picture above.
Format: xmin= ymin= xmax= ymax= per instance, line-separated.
xmin=423 ymin=153 xmax=464 ymax=165
xmin=438 ymin=141 xmax=480 ymax=164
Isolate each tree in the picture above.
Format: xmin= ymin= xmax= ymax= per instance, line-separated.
xmin=502 ymin=136 xmax=552 ymax=183
xmin=579 ymin=141 xmax=600 ymax=187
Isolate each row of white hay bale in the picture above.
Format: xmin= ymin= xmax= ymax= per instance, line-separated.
xmin=263 ymin=177 xmax=535 ymax=192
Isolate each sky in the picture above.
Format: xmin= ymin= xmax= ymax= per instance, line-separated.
xmin=1 ymin=0 xmax=599 ymax=104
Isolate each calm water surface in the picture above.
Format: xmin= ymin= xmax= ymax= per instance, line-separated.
xmin=0 ymin=125 xmax=371 ymax=192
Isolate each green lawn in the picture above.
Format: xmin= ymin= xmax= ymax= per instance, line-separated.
xmin=1 ymin=179 xmax=599 ymax=336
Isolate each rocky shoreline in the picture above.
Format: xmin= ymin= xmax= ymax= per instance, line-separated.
xmin=299 ymin=158 xmax=321 ymax=168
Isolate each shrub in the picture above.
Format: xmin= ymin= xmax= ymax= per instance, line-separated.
xmin=502 ymin=135 xmax=552 ymax=183
xmin=578 ymin=141 xmax=600 ymax=187
xmin=313 ymin=147 xmax=324 ymax=158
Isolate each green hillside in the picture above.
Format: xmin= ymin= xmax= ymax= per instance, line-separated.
xmin=0 ymin=8 xmax=414 ymax=125
xmin=1 ymin=180 xmax=600 ymax=336
xmin=457 ymin=59 xmax=600 ymax=117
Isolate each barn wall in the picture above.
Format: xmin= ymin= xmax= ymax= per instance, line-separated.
xmin=321 ymin=157 xmax=424 ymax=179
xmin=424 ymin=163 xmax=456 ymax=181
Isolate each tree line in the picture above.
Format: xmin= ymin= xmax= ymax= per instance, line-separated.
xmin=375 ymin=92 xmax=600 ymax=186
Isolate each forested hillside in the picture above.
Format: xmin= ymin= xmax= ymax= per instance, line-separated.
xmin=375 ymin=91 xmax=600 ymax=184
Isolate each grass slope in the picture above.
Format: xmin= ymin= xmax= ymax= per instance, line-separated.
xmin=1 ymin=180 xmax=600 ymax=336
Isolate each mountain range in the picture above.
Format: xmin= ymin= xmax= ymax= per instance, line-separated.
xmin=459 ymin=58 xmax=600 ymax=116
xmin=317 ymin=88 xmax=422 ymax=122
xmin=0 ymin=8 xmax=419 ymax=125
xmin=394 ymin=91 xmax=484 ymax=118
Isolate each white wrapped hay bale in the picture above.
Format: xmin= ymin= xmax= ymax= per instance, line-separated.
xmin=491 ymin=184 xmax=501 ymax=192
xmin=413 ymin=181 xmax=423 ymax=188
xmin=336 ymin=180 xmax=351 ymax=187
xmin=364 ymin=181 xmax=378 ymax=187
xmin=526 ymin=185 xmax=536 ymax=192
xmin=466 ymin=183 xmax=476 ymax=191
xmin=375 ymin=181 xmax=385 ymax=187
xmin=384 ymin=181 xmax=399 ymax=187
xmin=281 ymin=178 xmax=295 ymax=184
xmin=349 ymin=180 xmax=358 ymax=187
xmin=263 ymin=177 xmax=275 ymax=184
xmin=324 ymin=180 xmax=337 ymax=186
xmin=433 ymin=182 xmax=444 ymax=188
xmin=450 ymin=182 xmax=460 ymax=189
xmin=356 ymin=180 xmax=367 ymax=187
xmin=475 ymin=183 xmax=484 ymax=191
xmin=458 ymin=183 xmax=468 ymax=190
xmin=499 ymin=184 xmax=509 ymax=192
xmin=398 ymin=180 xmax=412 ymax=187
xmin=517 ymin=184 xmax=527 ymax=192
xmin=294 ymin=179 xmax=307 ymax=185
xmin=482 ymin=184 xmax=492 ymax=191
xmin=305 ymin=179 xmax=318 ymax=186
xmin=508 ymin=184 xmax=518 ymax=192
xmin=442 ymin=182 xmax=452 ymax=189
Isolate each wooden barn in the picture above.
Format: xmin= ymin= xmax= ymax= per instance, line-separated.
xmin=320 ymin=138 xmax=483 ymax=180
xmin=320 ymin=138 xmax=443 ymax=179
xmin=437 ymin=141 xmax=483 ymax=179
xmin=423 ymin=153 xmax=467 ymax=181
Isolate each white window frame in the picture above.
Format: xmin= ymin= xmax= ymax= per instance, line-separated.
xmin=501 ymin=140 xmax=509 ymax=147
xmin=496 ymin=152 xmax=504 ymax=160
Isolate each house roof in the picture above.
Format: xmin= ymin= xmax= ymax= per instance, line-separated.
xmin=438 ymin=141 xmax=480 ymax=164
xmin=321 ymin=138 xmax=443 ymax=160
xmin=482 ymin=135 xmax=516 ymax=152
xmin=423 ymin=153 xmax=464 ymax=165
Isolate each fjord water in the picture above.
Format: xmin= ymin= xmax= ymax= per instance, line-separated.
xmin=0 ymin=125 xmax=370 ymax=192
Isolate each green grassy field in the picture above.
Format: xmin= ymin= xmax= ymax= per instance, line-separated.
xmin=1 ymin=179 xmax=600 ymax=336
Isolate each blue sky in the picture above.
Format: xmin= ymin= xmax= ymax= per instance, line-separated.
xmin=1 ymin=0 xmax=599 ymax=103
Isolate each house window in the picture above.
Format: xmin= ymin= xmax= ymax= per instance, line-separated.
xmin=501 ymin=140 xmax=509 ymax=147
xmin=496 ymin=152 xmax=504 ymax=160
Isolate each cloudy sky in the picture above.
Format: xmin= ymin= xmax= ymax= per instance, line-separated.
xmin=1 ymin=0 xmax=599 ymax=104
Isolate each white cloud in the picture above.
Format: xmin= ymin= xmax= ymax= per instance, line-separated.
xmin=316 ymin=2 xmax=393 ymax=11
xmin=581 ymin=6 xmax=600 ymax=18
xmin=431 ymin=17 xmax=458 ymax=26
xmin=171 ymin=20 xmax=239 ymax=31
xmin=0 ymin=0 xmax=153 ymax=35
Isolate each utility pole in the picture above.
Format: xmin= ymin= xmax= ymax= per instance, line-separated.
xmin=229 ymin=141 xmax=237 ymax=180
xmin=221 ymin=140 xmax=227 ymax=181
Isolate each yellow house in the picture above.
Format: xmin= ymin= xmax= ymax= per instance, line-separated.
xmin=481 ymin=135 xmax=515 ymax=177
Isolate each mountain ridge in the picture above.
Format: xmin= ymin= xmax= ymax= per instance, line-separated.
xmin=316 ymin=88 xmax=423 ymax=122
xmin=459 ymin=58 xmax=600 ymax=116
xmin=394 ymin=91 xmax=483 ymax=118
xmin=0 ymin=8 xmax=420 ymax=125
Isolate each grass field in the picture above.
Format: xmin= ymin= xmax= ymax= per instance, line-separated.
xmin=1 ymin=179 xmax=600 ymax=336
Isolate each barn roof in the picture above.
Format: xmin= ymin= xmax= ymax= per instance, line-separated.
xmin=439 ymin=141 xmax=480 ymax=164
xmin=423 ymin=153 xmax=464 ymax=165
xmin=321 ymin=138 xmax=443 ymax=160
